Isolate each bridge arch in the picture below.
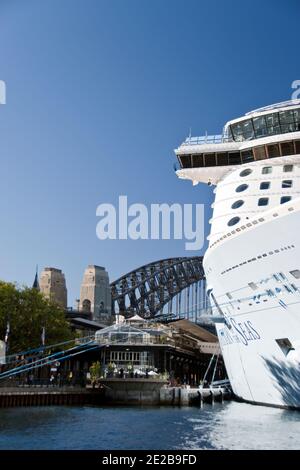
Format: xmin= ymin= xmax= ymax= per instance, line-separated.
xmin=110 ymin=256 xmax=208 ymax=319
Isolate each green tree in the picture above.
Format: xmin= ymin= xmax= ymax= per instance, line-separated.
xmin=89 ymin=361 xmax=101 ymax=384
xmin=0 ymin=281 xmax=74 ymax=353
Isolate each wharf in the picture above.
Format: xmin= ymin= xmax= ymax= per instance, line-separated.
xmin=0 ymin=386 xmax=104 ymax=407
xmin=0 ymin=382 xmax=231 ymax=408
xmin=97 ymin=378 xmax=231 ymax=406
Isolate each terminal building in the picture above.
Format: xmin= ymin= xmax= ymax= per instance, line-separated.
xmin=92 ymin=316 xmax=223 ymax=387
xmin=34 ymin=316 xmax=224 ymax=390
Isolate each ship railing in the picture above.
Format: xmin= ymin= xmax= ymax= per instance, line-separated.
xmin=181 ymin=134 xmax=233 ymax=146
xmin=209 ymin=379 xmax=231 ymax=388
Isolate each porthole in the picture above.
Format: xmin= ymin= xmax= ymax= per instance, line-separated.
xmin=236 ymin=184 xmax=248 ymax=193
xmin=290 ymin=269 xmax=300 ymax=279
xmin=281 ymin=196 xmax=292 ymax=204
xmin=228 ymin=216 xmax=240 ymax=227
xmin=262 ymin=166 xmax=272 ymax=175
xmin=231 ymin=200 xmax=244 ymax=209
xmin=282 ymin=180 xmax=293 ymax=188
xmin=258 ymin=197 xmax=269 ymax=206
xmin=240 ymin=168 xmax=252 ymax=177
xmin=260 ymin=181 xmax=270 ymax=190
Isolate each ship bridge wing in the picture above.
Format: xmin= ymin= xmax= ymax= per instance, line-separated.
xmin=176 ymin=166 xmax=237 ymax=186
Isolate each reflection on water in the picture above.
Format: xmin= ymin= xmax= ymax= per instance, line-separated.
xmin=0 ymin=402 xmax=299 ymax=450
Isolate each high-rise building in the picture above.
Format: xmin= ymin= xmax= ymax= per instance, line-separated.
xmin=79 ymin=265 xmax=111 ymax=323
xmin=39 ymin=267 xmax=67 ymax=309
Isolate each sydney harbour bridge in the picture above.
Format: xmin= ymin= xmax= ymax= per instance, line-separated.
xmin=110 ymin=256 xmax=211 ymax=322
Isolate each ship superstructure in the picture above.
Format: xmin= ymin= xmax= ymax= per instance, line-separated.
xmin=175 ymin=100 xmax=300 ymax=408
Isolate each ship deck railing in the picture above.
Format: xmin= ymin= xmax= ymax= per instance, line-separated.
xmin=181 ymin=134 xmax=233 ymax=146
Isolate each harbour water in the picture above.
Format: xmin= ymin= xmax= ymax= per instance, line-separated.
xmin=0 ymin=402 xmax=300 ymax=450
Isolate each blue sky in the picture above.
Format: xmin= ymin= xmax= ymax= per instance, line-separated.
xmin=0 ymin=0 xmax=299 ymax=305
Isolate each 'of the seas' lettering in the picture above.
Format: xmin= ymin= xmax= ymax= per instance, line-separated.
xmin=229 ymin=318 xmax=261 ymax=346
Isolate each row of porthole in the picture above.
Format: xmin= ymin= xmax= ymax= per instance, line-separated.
xmin=235 ymin=180 xmax=294 ymax=193
xmin=229 ymin=196 xmax=293 ymax=224
xmin=210 ymin=216 xmax=266 ymax=248
xmin=220 ymin=245 xmax=295 ymax=275
xmin=236 ymin=166 xmax=295 ymax=192
xmin=210 ymin=206 xmax=295 ymax=249
xmin=213 ymin=164 xmax=297 ymax=196
xmin=239 ymin=165 xmax=294 ymax=178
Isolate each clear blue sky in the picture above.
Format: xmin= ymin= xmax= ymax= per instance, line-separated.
xmin=0 ymin=0 xmax=299 ymax=306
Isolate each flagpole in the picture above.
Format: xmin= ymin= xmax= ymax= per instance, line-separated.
xmin=4 ymin=317 xmax=10 ymax=358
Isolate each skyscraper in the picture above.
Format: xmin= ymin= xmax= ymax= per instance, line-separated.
xmin=79 ymin=265 xmax=111 ymax=323
xmin=39 ymin=267 xmax=67 ymax=309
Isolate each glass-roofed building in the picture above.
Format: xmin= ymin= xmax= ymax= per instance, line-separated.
xmin=93 ymin=317 xmax=222 ymax=385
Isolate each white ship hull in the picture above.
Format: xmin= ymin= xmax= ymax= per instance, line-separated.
xmin=204 ymin=199 xmax=300 ymax=408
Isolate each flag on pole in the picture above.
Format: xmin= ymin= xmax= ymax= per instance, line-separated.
xmin=4 ymin=321 xmax=10 ymax=344
xmin=41 ymin=326 xmax=46 ymax=346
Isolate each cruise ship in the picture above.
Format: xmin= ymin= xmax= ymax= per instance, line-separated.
xmin=175 ymin=100 xmax=300 ymax=409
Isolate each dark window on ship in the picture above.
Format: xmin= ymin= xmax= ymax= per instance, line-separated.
xmin=290 ymin=269 xmax=300 ymax=279
xmin=265 ymin=112 xmax=280 ymax=135
xmin=253 ymin=116 xmax=268 ymax=138
xmin=229 ymin=109 xmax=300 ymax=142
xmin=204 ymin=153 xmax=216 ymax=166
xmin=294 ymin=109 xmax=300 ymax=129
xmin=231 ymin=200 xmax=244 ymax=209
xmin=228 ymin=152 xmax=241 ymax=165
xmin=275 ymin=338 xmax=294 ymax=356
xmin=280 ymin=196 xmax=292 ymax=204
xmin=179 ymin=155 xmax=191 ymax=168
xmin=282 ymin=180 xmax=293 ymax=188
xmin=280 ymin=141 xmax=295 ymax=156
xmin=267 ymin=144 xmax=280 ymax=158
xmin=236 ymin=184 xmax=248 ymax=193
xmin=240 ymin=168 xmax=252 ymax=177
xmin=192 ymin=154 xmax=204 ymax=167
xmin=295 ymin=140 xmax=300 ymax=153
xmin=227 ymin=216 xmax=240 ymax=227
xmin=241 ymin=149 xmax=254 ymax=163
xmin=283 ymin=164 xmax=293 ymax=172
xmin=262 ymin=166 xmax=272 ymax=174
xmin=279 ymin=110 xmax=295 ymax=124
xmin=260 ymin=181 xmax=270 ymax=190
xmin=231 ymin=119 xmax=254 ymax=142
xmin=216 ymin=153 xmax=229 ymax=166
xmin=254 ymin=146 xmax=266 ymax=160
xmin=279 ymin=110 xmax=297 ymax=133
xmin=265 ymin=112 xmax=279 ymax=126
xmin=258 ymin=197 xmax=269 ymax=206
